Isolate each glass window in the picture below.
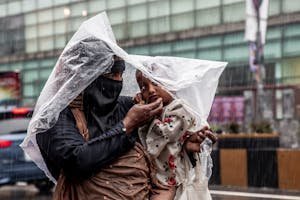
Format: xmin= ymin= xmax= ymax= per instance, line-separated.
xmin=38 ymin=9 xmax=53 ymax=23
xmin=88 ymin=0 xmax=106 ymax=14
xmin=223 ymin=0 xmax=244 ymax=4
xmin=54 ymin=21 xmax=67 ymax=34
xmin=0 ymin=64 xmax=10 ymax=71
xmin=269 ymin=0 xmax=281 ymax=16
xmin=53 ymin=6 xmax=67 ymax=20
xmin=8 ymin=1 xmax=21 ymax=15
xmin=285 ymin=24 xmax=300 ymax=37
xmin=54 ymin=0 xmax=70 ymax=6
xmin=224 ymin=45 xmax=248 ymax=61
xmin=107 ymin=8 xmax=126 ymax=25
xmin=6 ymin=15 xmax=23 ymax=30
xmin=172 ymin=51 xmax=196 ymax=58
xmin=128 ymin=0 xmax=147 ymax=5
xmin=38 ymin=0 xmax=52 ymax=9
xmin=24 ymin=60 xmax=39 ymax=69
xmin=128 ymin=4 xmax=147 ymax=22
xmin=283 ymin=0 xmax=300 ymax=13
xmin=55 ymin=35 xmax=67 ymax=49
xmin=0 ymin=31 xmax=4 ymax=44
xmin=71 ymin=17 xmax=85 ymax=32
xmin=41 ymin=58 xmax=55 ymax=68
xmin=196 ymin=0 xmax=220 ymax=9
xmin=13 ymin=39 xmax=25 ymax=54
xmin=54 ymin=20 xmax=67 ymax=34
xmin=171 ymin=0 xmax=193 ymax=14
xmin=149 ymin=1 xmax=170 ymax=18
xmin=23 ymin=84 xmax=35 ymax=97
xmin=107 ymin=0 xmax=125 ymax=9
xmin=25 ymin=13 xmax=37 ymax=25
xmin=196 ymin=7 xmax=220 ymax=27
xmin=197 ymin=48 xmax=222 ymax=60
xmin=25 ymin=25 xmax=38 ymax=39
xmin=40 ymin=68 xmax=53 ymax=79
xmin=267 ymin=28 xmax=282 ymax=40
xmin=264 ymin=41 xmax=281 ymax=59
xmin=0 ymin=4 xmax=6 ymax=17
xmin=112 ymin=24 xmax=127 ymax=40
xmin=149 ymin=16 xmax=170 ymax=34
xmin=26 ymin=39 xmax=38 ymax=53
xmin=283 ymin=38 xmax=300 ymax=56
xmin=23 ymin=0 xmax=36 ymax=12
xmin=150 ymin=43 xmax=172 ymax=55
xmin=71 ymin=2 xmax=87 ymax=17
xmin=39 ymin=37 xmax=54 ymax=51
xmin=128 ymin=46 xmax=149 ymax=55
xmin=224 ymin=32 xmax=244 ymax=45
xmin=173 ymin=39 xmax=196 ymax=52
xmin=23 ymin=70 xmax=39 ymax=83
xmin=223 ymin=2 xmax=245 ymax=23
xmin=171 ymin=13 xmax=194 ymax=31
xmin=38 ymin=23 xmax=54 ymax=37
xmin=10 ymin=62 xmax=23 ymax=71
xmin=128 ymin=21 xmax=147 ymax=38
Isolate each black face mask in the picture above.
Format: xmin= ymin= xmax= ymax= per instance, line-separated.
xmin=84 ymin=76 xmax=123 ymax=115
xmin=83 ymin=59 xmax=125 ymax=136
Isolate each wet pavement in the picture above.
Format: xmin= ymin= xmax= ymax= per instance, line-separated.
xmin=210 ymin=185 xmax=300 ymax=200
xmin=1 ymin=184 xmax=300 ymax=200
xmin=0 ymin=184 xmax=51 ymax=200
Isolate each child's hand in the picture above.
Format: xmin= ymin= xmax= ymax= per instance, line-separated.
xmin=183 ymin=132 xmax=205 ymax=153
xmin=183 ymin=127 xmax=217 ymax=153
xmin=201 ymin=126 xmax=218 ymax=144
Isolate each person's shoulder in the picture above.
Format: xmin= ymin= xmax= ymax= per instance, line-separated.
xmin=48 ymin=107 xmax=76 ymax=130
xmin=59 ymin=106 xmax=74 ymax=119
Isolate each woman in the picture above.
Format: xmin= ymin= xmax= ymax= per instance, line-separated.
xmin=21 ymin=13 xmax=217 ymax=200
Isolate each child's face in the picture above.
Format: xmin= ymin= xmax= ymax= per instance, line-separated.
xmin=136 ymin=71 xmax=173 ymax=106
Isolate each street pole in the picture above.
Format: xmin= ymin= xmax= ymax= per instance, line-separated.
xmin=253 ymin=0 xmax=265 ymax=122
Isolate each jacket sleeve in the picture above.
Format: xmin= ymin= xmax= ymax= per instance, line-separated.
xmin=36 ymin=108 xmax=137 ymax=180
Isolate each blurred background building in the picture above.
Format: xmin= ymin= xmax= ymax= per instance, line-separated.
xmin=0 ymin=0 xmax=300 ymax=128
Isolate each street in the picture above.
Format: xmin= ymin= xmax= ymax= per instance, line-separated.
xmin=1 ymin=184 xmax=300 ymax=200
xmin=0 ymin=184 xmax=50 ymax=200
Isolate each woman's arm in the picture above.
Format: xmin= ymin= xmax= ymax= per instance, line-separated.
xmin=37 ymin=98 xmax=163 ymax=180
xmin=36 ymin=108 xmax=136 ymax=179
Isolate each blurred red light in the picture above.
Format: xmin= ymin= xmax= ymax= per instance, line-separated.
xmin=0 ymin=140 xmax=12 ymax=148
xmin=11 ymin=107 xmax=30 ymax=115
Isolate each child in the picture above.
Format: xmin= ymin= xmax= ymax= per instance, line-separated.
xmin=136 ymin=70 xmax=213 ymax=200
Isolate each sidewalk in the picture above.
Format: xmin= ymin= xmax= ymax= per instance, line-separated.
xmin=210 ymin=185 xmax=300 ymax=200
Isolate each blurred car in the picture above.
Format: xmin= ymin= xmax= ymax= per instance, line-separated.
xmin=0 ymin=107 xmax=53 ymax=192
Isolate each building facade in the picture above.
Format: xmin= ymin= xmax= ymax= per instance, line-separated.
xmin=0 ymin=0 xmax=300 ymax=110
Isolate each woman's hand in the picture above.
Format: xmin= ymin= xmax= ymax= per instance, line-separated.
xmin=183 ymin=127 xmax=217 ymax=153
xmin=123 ymin=98 xmax=163 ymax=134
